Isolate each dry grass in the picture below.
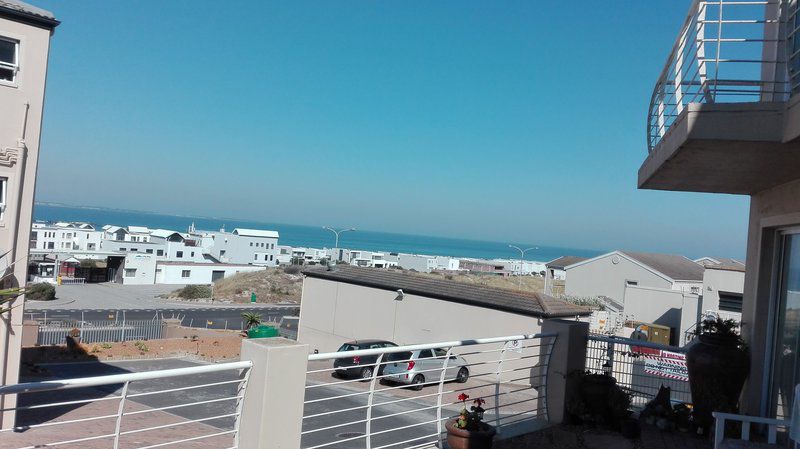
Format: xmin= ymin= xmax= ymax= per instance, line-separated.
xmin=211 ymin=267 xmax=303 ymax=304
xmin=412 ymin=270 xmax=547 ymax=294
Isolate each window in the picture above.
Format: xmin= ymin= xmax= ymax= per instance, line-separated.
xmin=719 ymin=292 xmax=743 ymax=313
xmin=124 ymin=268 xmax=136 ymax=277
xmin=626 ymin=280 xmax=638 ymax=286
xmin=264 ymin=254 xmax=268 ymax=261
xmin=191 ymin=252 xmax=195 ymax=257
xmin=418 ymin=349 xmax=433 ymax=359
xmin=157 ymin=250 xmax=164 ymax=256
xmin=47 ymin=242 xmax=54 ymax=249
xmin=130 ymin=248 xmax=138 ymax=252
xmin=87 ymin=243 xmax=96 ymax=250
xmin=31 ymin=231 xmax=37 ymax=240
xmin=176 ymin=251 xmax=183 ymax=258
xmin=220 ymin=250 xmax=226 ymax=256
xmin=146 ymin=249 xmax=153 ymax=254
xmin=0 ymin=38 xmax=18 ymax=83
xmin=250 ymin=242 xmax=253 ymax=247
xmin=181 ymin=270 xmax=191 ymax=278
xmin=690 ymin=286 xmax=700 ymax=295
xmin=254 ymin=254 xmax=258 ymax=260
xmin=120 ymin=247 xmax=127 ymax=251
xmin=270 ymin=255 xmax=273 ymax=261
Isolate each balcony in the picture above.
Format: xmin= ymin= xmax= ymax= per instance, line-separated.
xmin=0 ymin=320 xmax=725 ymax=449
xmin=639 ymin=0 xmax=800 ymax=195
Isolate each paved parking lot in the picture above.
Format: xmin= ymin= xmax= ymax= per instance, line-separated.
xmin=26 ymin=283 xmax=191 ymax=310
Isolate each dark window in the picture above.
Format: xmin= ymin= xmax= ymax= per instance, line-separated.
xmin=719 ymin=292 xmax=743 ymax=313
xmin=176 ymin=251 xmax=183 ymax=258
xmin=387 ymin=351 xmax=412 ymax=362
xmin=626 ymin=280 xmax=638 ymax=286
xmin=418 ymin=349 xmax=433 ymax=359
xmin=0 ymin=38 xmax=17 ymax=82
xmin=146 ymin=249 xmax=153 ymax=254
xmin=120 ymin=248 xmax=127 ymax=251
xmin=157 ymin=250 xmax=164 ymax=256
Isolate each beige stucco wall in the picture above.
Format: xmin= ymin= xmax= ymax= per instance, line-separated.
xmin=622 ymin=285 xmax=700 ymax=346
xmin=565 ymin=253 xmax=672 ymax=303
xmin=701 ymin=267 xmax=745 ymax=322
xmin=740 ymin=178 xmax=800 ymax=416
xmin=298 ymin=276 xmax=548 ymax=383
xmin=0 ymin=15 xmax=54 ymax=427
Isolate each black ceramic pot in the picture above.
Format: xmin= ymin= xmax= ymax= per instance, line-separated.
xmin=686 ymin=334 xmax=749 ymax=429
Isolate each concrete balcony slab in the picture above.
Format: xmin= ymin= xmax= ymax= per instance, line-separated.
xmin=638 ymin=102 xmax=800 ymax=195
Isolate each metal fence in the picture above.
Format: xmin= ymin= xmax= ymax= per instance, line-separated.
xmin=37 ymin=319 xmax=163 ymax=345
xmin=648 ymin=0 xmax=791 ymax=152
xmin=0 ymin=360 xmax=252 ymax=449
xmin=302 ymin=333 xmax=556 ymax=449
xmin=586 ymin=335 xmax=691 ymax=408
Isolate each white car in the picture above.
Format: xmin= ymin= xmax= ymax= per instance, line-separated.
xmin=381 ymin=348 xmax=469 ymax=390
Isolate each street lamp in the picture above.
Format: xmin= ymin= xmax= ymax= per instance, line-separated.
xmin=323 ymin=227 xmax=356 ymax=261
xmin=508 ymin=244 xmax=538 ymax=289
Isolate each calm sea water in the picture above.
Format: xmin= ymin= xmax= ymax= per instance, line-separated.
xmin=33 ymin=203 xmax=603 ymax=262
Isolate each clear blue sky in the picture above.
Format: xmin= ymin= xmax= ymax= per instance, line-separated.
xmin=33 ymin=0 xmax=748 ymax=258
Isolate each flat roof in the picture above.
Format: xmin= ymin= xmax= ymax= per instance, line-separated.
xmin=304 ymin=266 xmax=590 ymax=319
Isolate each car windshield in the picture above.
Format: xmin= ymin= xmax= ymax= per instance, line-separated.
xmin=386 ymin=351 xmax=412 ymax=362
xmin=337 ymin=344 xmax=357 ymax=352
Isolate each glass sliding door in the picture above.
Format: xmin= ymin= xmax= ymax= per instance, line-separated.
xmin=770 ymin=230 xmax=800 ymax=418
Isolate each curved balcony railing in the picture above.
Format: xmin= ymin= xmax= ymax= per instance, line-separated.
xmin=647 ymin=0 xmax=796 ymax=152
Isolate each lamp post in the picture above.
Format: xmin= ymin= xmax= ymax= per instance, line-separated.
xmin=508 ymin=244 xmax=538 ymax=289
xmin=323 ymin=227 xmax=356 ymax=261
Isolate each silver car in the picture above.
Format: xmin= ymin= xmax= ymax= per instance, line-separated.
xmin=381 ymin=348 xmax=469 ymax=390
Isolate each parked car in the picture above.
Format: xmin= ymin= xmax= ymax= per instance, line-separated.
xmin=333 ymin=339 xmax=398 ymax=379
xmin=381 ymin=348 xmax=469 ymax=390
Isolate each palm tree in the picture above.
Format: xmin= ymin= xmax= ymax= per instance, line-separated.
xmin=241 ymin=312 xmax=263 ymax=330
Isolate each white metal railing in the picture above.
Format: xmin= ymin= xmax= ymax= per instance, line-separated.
xmin=648 ymin=0 xmax=793 ymax=152
xmin=302 ymin=333 xmax=556 ymax=449
xmin=59 ymin=277 xmax=85 ymax=285
xmin=37 ymin=318 xmax=163 ymax=345
xmin=0 ymin=361 xmax=252 ymax=449
xmin=586 ymin=335 xmax=691 ymax=408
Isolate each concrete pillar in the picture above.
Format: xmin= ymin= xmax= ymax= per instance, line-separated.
xmin=238 ymin=337 xmax=309 ymax=449
xmin=160 ymin=318 xmax=181 ymax=339
xmin=20 ymin=320 xmax=39 ymax=347
xmin=541 ymin=319 xmax=589 ymax=424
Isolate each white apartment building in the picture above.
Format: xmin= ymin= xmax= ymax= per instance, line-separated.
xmin=206 ymin=228 xmax=279 ymax=266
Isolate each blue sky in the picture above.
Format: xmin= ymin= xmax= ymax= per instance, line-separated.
xmin=33 ymin=1 xmax=748 ymax=258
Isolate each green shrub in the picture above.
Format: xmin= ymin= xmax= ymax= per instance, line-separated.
xmin=26 ymin=283 xmax=55 ymax=301
xmin=177 ymin=285 xmax=212 ymax=299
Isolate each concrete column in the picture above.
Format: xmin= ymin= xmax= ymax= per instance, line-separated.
xmin=160 ymin=318 xmax=181 ymax=339
xmin=541 ymin=319 xmax=589 ymax=424
xmin=238 ymin=337 xmax=309 ymax=449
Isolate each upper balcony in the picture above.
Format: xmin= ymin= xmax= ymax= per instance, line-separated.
xmin=639 ymin=0 xmax=800 ymax=195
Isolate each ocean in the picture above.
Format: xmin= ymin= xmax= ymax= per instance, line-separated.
xmin=33 ymin=203 xmax=603 ymax=262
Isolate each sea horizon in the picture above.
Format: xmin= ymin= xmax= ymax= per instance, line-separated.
xmin=33 ymin=202 xmax=604 ymax=263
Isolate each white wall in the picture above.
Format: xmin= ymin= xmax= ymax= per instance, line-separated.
xmin=121 ymin=254 xmax=157 ymax=285
xmin=622 ymin=284 xmax=700 ymax=346
xmin=565 ymin=253 xmax=672 ymax=303
xmin=156 ymin=263 xmax=265 ymax=285
xmin=701 ymin=267 xmax=745 ymax=322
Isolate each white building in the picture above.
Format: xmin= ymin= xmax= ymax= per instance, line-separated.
xmin=153 ymin=261 xmax=265 ymax=285
xmin=207 ymin=228 xmax=279 ymax=266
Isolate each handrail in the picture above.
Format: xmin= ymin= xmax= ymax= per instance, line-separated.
xmin=0 ymin=360 xmax=252 ymax=395
xmin=647 ymin=0 xmax=789 ymax=152
xmin=308 ymin=332 xmax=557 ymax=361
xmin=587 ymin=333 xmax=687 ymax=353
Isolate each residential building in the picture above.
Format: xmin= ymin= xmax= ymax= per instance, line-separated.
xmin=276 ymin=245 xmax=293 ymax=265
xmin=700 ymin=263 xmax=745 ymax=324
xmin=459 ymin=258 xmax=509 ymax=275
xmin=496 ymin=258 xmax=546 ymax=276
xmin=0 ymin=0 xmax=58 ymax=428
xmin=152 ymin=261 xmax=264 ymax=285
xmin=544 ymin=255 xmax=587 ymax=295
xmin=207 ymin=228 xmax=279 ymax=266
xmin=298 ymin=266 xmax=590 ymax=355
xmin=636 ymin=0 xmax=800 ymax=418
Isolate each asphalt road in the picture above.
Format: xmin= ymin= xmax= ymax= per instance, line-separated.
xmin=20 ymin=359 xmax=544 ymax=449
xmin=24 ymin=307 xmax=299 ymax=331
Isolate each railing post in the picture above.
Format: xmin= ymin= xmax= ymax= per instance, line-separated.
xmin=113 ymin=381 xmax=130 ymax=449
xmin=238 ymin=337 xmax=308 ymax=449
xmin=436 ymin=347 xmax=454 ymax=448
xmin=365 ymin=353 xmax=384 ymax=449
xmin=604 ymin=337 xmax=615 ymax=377
xmin=494 ymin=341 xmax=510 ymax=429
xmin=540 ymin=319 xmax=589 ymax=424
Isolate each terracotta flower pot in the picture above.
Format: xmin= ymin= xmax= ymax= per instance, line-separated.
xmin=445 ymin=419 xmax=496 ymax=449
xmin=686 ymin=334 xmax=749 ymax=430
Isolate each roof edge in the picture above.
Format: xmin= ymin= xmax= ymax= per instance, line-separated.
xmin=0 ymin=5 xmax=59 ymax=29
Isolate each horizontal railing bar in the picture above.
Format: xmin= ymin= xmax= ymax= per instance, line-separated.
xmin=371 ymin=432 xmax=440 ymax=449
xmin=125 ymin=395 xmax=244 ymax=416
xmin=119 ymin=412 xmax=239 ymax=436
xmin=303 ymin=402 xmax=369 ymax=420
xmin=134 ymin=429 xmax=236 ymax=449
xmin=301 ymin=417 xmax=368 ymax=435
xmin=308 ymin=333 xmax=555 ymax=361
xmin=15 ymin=431 xmax=117 ymax=449
xmin=304 ymin=431 xmax=367 ymax=449
xmin=0 ymin=393 xmax=122 ymax=413
xmin=0 ymin=361 xmax=252 ymax=395
xmin=0 ymin=412 xmax=118 ymax=433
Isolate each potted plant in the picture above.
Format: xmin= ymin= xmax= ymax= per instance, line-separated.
xmin=65 ymin=327 xmax=81 ymax=351
xmin=445 ymin=393 xmax=496 ymax=449
xmin=686 ymin=318 xmax=749 ymax=433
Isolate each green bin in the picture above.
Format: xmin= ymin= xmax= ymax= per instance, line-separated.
xmin=247 ymin=325 xmax=279 ymax=339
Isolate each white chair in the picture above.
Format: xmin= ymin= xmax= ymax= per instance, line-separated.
xmin=713 ymin=412 xmax=791 ymax=449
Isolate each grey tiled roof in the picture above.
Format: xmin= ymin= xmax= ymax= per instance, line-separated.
xmin=621 ymin=251 xmax=705 ymax=281
xmin=546 ymin=256 xmax=588 ymax=270
xmin=303 ymin=266 xmax=591 ymax=318
xmin=0 ymin=0 xmax=58 ymax=26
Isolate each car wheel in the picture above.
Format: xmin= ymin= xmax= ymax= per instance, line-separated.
xmin=331 ymin=371 xmax=341 ymax=379
xmin=456 ymin=367 xmax=469 ymax=383
xmin=360 ymin=366 xmax=374 ymax=380
xmin=411 ymin=375 xmax=425 ymax=391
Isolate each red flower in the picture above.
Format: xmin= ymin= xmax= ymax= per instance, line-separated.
xmin=458 ymin=393 xmax=469 ymax=402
